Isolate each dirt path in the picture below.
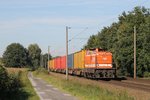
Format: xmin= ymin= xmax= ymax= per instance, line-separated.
xmin=28 ymin=72 xmax=77 ymax=100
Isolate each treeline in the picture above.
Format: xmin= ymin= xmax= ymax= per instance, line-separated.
xmin=84 ymin=7 xmax=150 ymax=77
xmin=1 ymin=43 xmax=51 ymax=69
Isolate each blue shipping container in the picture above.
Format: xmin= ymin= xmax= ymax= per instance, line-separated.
xmin=68 ymin=54 xmax=74 ymax=68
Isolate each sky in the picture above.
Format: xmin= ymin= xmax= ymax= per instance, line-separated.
xmin=0 ymin=0 xmax=149 ymax=57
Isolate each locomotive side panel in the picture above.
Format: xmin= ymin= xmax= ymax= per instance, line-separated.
xmin=85 ymin=50 xmax=97 ymax=68
xmin=96 ymin=52 xmax=112 ymax=69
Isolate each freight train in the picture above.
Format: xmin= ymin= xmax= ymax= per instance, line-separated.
xmin=48 ymin=48 xmax=116 ymax=78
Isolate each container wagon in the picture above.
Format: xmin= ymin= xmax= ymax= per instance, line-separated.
xmin=68 ymin=53 xmax=74 ymax=74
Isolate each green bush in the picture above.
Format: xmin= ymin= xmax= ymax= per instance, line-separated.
xmin=0 ymin=65 xmax=21 ymax=99
xmin=6 ymin=72 xmax=21 ymax=92
xmin=144 ymin=72 xmax=150 ymax=78
xmin=35 ymin=67 xmax=48 ymax=74
xmin=0 ymin=65 xmax=8 ymax=78
xmin=0 ymin=65 xmax=8 ymax=91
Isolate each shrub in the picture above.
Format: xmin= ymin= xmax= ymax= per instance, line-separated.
xmin=0 ymin=65 xmax=8 ymax=90
xmin=144 ymin=71 xmax=150 ymax=78
xmin=35 ymin=67 xmax=48 ymax=74
xmin=6 ymin=72 xmax=21 ymax=92
xmin=0 ymin=65 xmax=21 ymax=99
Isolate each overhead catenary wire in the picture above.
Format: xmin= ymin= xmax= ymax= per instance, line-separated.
xmin=50 ymin=46 xmax=66 ymax=56
xmin=69 ymin=37 xmax=89 ymax=53
xmin=68 ymin=27 xmax=88 ymax=42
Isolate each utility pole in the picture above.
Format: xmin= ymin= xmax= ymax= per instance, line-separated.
xmin=45 ymin=59 xmax=46 ymax=69
xmin=66 ymin=26 xmax=70 ymax=80
xmin=40 ymin=54 xmax=42 ymax=67
xmin=48 ymin=46 xmax=50 ymax=73
xmin=41 ymin=53 xmax=43 ymax=67
xmin=134 ymin=26 xmax=136 ymax=79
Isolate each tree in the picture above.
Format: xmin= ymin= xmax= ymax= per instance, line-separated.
xmin=2 ymin=43 xmax=28 ymax=67
xmin=84 ymin=6 xmax=150 ymax=77
xmin=41 ymin=53 xmax=52 ymax=68
xmin=28 ymin=44 xmax=41 ymax=69
xmin=0 ymin=57 xmax=3 ymax=66
xmin=84 ymin=35 xmax=99 ymax=49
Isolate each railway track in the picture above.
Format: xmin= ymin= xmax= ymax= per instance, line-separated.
xmin=50 ymin=72 xmax=150 ymax=93
xmin=125 ymin=77 xmax=150 ymax=84
xmin=98 ymin=78 xmax=150 ymax=93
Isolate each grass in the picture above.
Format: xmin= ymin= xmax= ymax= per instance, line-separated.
xmin=6 ymin=68 xmax=40 ymax=100
xmin=33 ymin=68 xmax=134 ymax=100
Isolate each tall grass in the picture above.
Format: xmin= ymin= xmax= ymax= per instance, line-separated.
xmin=19 ymin=69 xmax=39 ymax=100
xmin=33 ymin=68 xmax=134 ymax=100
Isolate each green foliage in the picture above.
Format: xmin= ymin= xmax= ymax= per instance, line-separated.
xmin=143 ymin=72 xmax=150 ymax=77
xmin=0 ymin=65 xmax=8 ymax=90
xmin=41 ymin=53 xmax=52 ymax=68
xmin=6 ymin=72 xmax=21 ymax=91
xmin=84 ymin=6 xmax=150 ymax=77
xmin=0 ymin=57 xmax=4 ymax=66
xmin=2 ymin=43 xmax=43 ymax=69
xmin=84 ymin=35 xmax=99 ymax=49
xmin=35 ymin=67 xmax=48 ymax=74
xmin=0 ymin=66 xmax=21 ymax=99
xmin=28 ymin=44 xmax=41 ymax=70
xmin=0 ymin=67 xmax=39 ymax=99
xmin=2 ymin=43 xmax=28 ymax=67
